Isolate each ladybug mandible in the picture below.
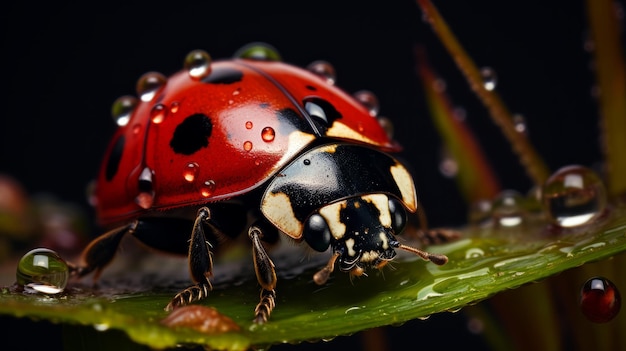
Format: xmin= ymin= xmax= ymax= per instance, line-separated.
xmin=71 ymin=43 xmax=448 ymax=324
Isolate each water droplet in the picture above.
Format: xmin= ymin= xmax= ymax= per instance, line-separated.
xmin=480 ymin=67 xmax=497 ymax=91
xmin=136 ymin=71 xmax=166 ymax=102
xmin=135 ymin=167 xmax=155 ymax=209
xmin=170 ymin=101 xmax=180 ymax=114
xmin=183 ymin=162 xmax=199 ymax=182
xmin=184 ymin=49 xmax=212 ymax=79
xmin=243 ymin=140 xmax=253 ymax=151
xmin=233 ymin=42 xmax=281 ymax=61
xmin=468 ymin=199 xmax=493 ymax=226
xmin=353 ymin=90 xmax=379 ymax=117
xmin=465 ymin=247 xmax=485 ymax=259
xmin=245 ymin=121 xmax=253 ymax=129
xmin=580 ymin=276 xmax=621 ymax=323
xmin=16 ymin=248 xmax=69 ymax=294
xmin=200 ymin=180 xmax=216 ymax=197
xmin=132 ymin=123 xmax=142 ymax=135
xmin=150 ymin=103 xmax=168 ymax=124
xmin=111 ymin=95 xmax=138 ymax=126
xmin=512 ymin=114 xmax=527 ymax=134
xmin=377 ymin=116 xmax=394 ymax=139
xmin=261 ymin=127 xmax=275 ymax=142
xmin=439 ymin=147 xmax=458 ymax=178
xmin=542 ymin=165 xmax=607 ymax=227
xmin=491 ymin=190 xmax=526 ymax=227
xmin=306 ymin=60 xmax=336 ymax=85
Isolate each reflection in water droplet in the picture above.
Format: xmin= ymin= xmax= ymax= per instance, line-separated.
xmin=353 ymin=90 xmax=380 ymax=117
xmin=183 ymin=162 xmax=199 ymax=182
xmin=306 ymin=60 xmax=336 ymax=85
xmin=136 ymin=72 xmax=166 ymax=102
xmin=170 ymin=101 xmax=180 ymax=114
xmin=480 ymin=67 xmax=497 ymax=91
xmin=580 ymin=276 xmax=621 ymax=323
xmin=491 ymin=190 xmax=526 ymax=227
xmin=184 ymin=49 xmax=212 ymax=79
xmin=541 ymin=165 xmax=607 ymax=227
xmin=243 ymin=140 xmax=253 ymax=151
xmin=201 ymin=180 xmax=216 ymax=197
xmin=150 ymin=103 xmax=168 ymax=124
xmin=261 ymin=127 xmax=275 ymax=142
xmin=16 ymin=248 xmax=69 ymax=294
xmin=465 ymin=248 xmax=485 ymax=259
xmin=132 ymin=124 xmax=142 ymax=135
xmin=111 ymin=95 xmax=138 ymax=126
xmin=136 ymin=167 xmax=155 ymax=209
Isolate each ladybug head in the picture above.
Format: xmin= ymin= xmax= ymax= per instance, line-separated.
xmin=305 ymin=193 xmax=446 ymax=285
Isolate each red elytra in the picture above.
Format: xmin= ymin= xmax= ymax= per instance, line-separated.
xmin=95 ymin=58 xmax=399 ymax=227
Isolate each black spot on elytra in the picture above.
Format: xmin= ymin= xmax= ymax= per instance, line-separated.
xmin=170 ymin=114 xmax=213 ymax=155
xmin=305 ymin=85 xmax=317 ymax=91
xmin=202 ymin=67 xmax=243 ymax=84
xmin=105 ymin=135 xmax=125 ymax=181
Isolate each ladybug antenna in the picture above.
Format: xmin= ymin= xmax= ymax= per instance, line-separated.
xmin=394 ymin=242 xmax=448 ymax=266
xmin=313 ymin=252 xmax=340 ymax=285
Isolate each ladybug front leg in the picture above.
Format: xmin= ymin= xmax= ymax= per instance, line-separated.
xmin=166 ymin=207 xmax=214 ymax=311
xmin=249 ymin=225 xmax=278 ymax=324
xmin=69 ymin=221 xmax=137 ymax=281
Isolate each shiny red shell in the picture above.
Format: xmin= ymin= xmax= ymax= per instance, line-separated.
xmin=95 ymin=56 xmax=400 ymax=226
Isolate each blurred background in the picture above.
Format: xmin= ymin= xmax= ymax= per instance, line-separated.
xmin=0 ymin=0 xmax=606 ymax=349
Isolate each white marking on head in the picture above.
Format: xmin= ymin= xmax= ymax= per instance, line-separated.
xmin=360 ymin=194 xmax=391 ymax=228
xmin=318 ymin=201 xmax=347 ymax=240
xmin=345 ymin=238 xmax=356 ymax=257
xmin=379 ymin=232 xmax=389 ymax=250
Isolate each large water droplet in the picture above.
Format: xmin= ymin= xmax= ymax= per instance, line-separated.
xmin=480 ymin=67 xmax=497 ymax=91
xmin=184 ymin=49 xmax=212 ymax=79
xmin=541 ymin=165 xmax=607 ymax=227
xmin=491 ymin=190 xmax=526 ymax=227
xmin=306 ymin=60 xmax=336 ymax=85
xmin=580 ymin=276 xmax=621 ymax=323
xmin=261 ymin=127 xmax=275 ymax=142
xmin=233 ymin=42 xmax=281 ymax=61
xmin=136 ymin=72 xmax=166 ymax=102
xmin=111 ymin=95 xmax=138 ymax=126
xmin=16 ymin=248 xmax=69 ymax=294
xmin=353 ymin=90 xmax=379 ymax=117
xmin=183 ymin=162 xmax=199 ymax=182
xmin=200 ymin=180 xmax=216 ymax=198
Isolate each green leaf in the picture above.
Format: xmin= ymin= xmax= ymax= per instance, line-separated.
xmin=1 ymin=206 xmax=625 ymax=350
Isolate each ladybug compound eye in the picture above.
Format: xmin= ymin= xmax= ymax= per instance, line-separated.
xmin=303 ymin=213 xmax=331 ymax=252
xmin=388 ymin=197 xmax=408 ymax=234
xmin=303 ymin=97 xmax=341 ymax=130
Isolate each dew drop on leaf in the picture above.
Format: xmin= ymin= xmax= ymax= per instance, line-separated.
xmin=16 ymin=248 xmax=69 ymax=294
xmin=580 ymin=276 xmax=621 ymax=323
xmin=541 ymin=165 xmax=607 ymax=227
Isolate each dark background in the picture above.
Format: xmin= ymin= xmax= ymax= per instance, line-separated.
xmin=0 ymin=0 xmax=607 ymax=349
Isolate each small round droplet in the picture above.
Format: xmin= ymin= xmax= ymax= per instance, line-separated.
xmin=16 ymin=248 xmax=69 ymax=294
xmin=353 ymin=90 xmax=380 ymax=117
xmin=468 ymin=199 xmax=493 ymax=227
xmin=183 ymin=162 xmax=199 ymax=182
xmin=491 ymin=190 xmax=526 ymax=227
xmin=261 ymin=127 xmax=275 ymax=142
xmin=580 ymin=276 xmax=621 ymax=323
xmin=132 ymin=123 xmax=142 ymax=135
xmin=542 ymin=165 xmax=607 ymax=227
xmin=245 ymin=121 xmax=253 ymax=129
xmin=135 ymin=167 xmax=155 ymax=209
xmin=170 ymin=101 xmax=180 ymax=114
xmin=136 ymin=71 xmax=167 ymax=102
xmin=480 ymin=67 xmax=497 ymax=91
xmin=184 ymin=49 xmax=212 ymax=79
xmin=111 ymin=95 xmax=138 ymax=127
xmin=200 ymin=180 xmax=216 ymax=198
xmin=512 ymin=114 xmax=527 ymax=134
xmin=233 ymin=42 xmax=281 ymax=61
xmin=243 ymin=140 xmax=253 ymax=151
xmin=377 ymin=116 xmax=394 ymax=139
xmin=150 ymin=103 xmax=168 ymax=124
xmin=439 ymin=147 xmax=458 ymax=178
xmin=306 ymin=60 xmax=336 ymax=85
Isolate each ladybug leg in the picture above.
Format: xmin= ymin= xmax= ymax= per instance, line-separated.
xmin=69 ymin=221 xmax=137 ymax=281
xmin=166 ymin=207 xmax=214 ymax=311
xmin=249 ymin=225 xmax=277 ymax=324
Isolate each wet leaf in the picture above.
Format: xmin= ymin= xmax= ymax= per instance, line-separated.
xmin=1 ymin=206 xmax=625 ymax=350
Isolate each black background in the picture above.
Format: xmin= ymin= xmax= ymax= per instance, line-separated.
xmin=0 ymin=0 xmax=609 ymax=349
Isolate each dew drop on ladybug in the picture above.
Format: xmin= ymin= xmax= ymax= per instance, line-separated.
xmin=261 ymin=127 xmax=275 ymax=142
xmin=170 ymin=101 xmax=180 ymax=114
xmin=306 ymin=60 xmax=336 ymax=85
xmin=132 ymin=123 xmax=142 ymax=135
xmin=135 ymin=167 xmax=155 ymax=209
xmin=580 ymin=276 xmax=621 ymax=323
xmin=243 ymin=141 xmax=253 ymax=151
xmin=150 ymin=103 xmax=168 ymax=124
xmin=183 ymin=162 xmax=199 ymax=182
xmin=136 ymin=71 xmax=166 ymax=102
xmin=184 ymin=49 xmax=212 ymax=80
xmin=200 ymin=180 xmax=216 ymax=198
xmin=245 ymin=121 xmax=253 ymax=129
xmin=111 ymin=95 xmax=138 ymax=127
xmin=353 ymin=90 xmax=380 ymax=117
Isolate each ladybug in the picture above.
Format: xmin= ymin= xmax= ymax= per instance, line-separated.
xmin=71 ymin=43 xmax=449 ymax=324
